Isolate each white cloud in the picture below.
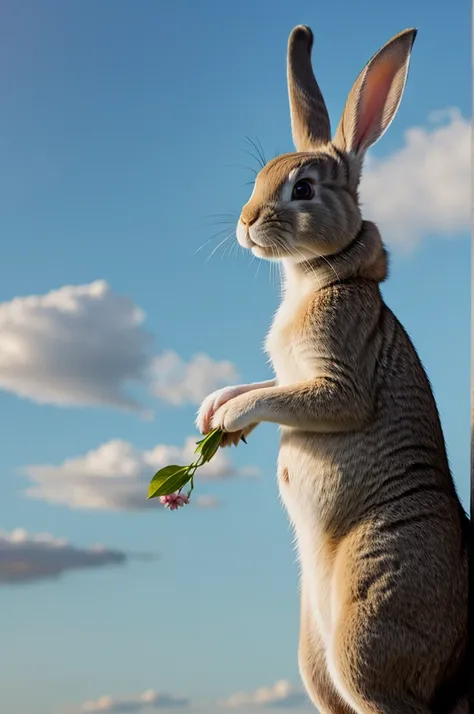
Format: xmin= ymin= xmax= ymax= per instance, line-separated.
xmin=22 ymin=436 xmax=256 ymax=511
xmin=82 ymin=689 xmax=189 ymax=712
xmin=0 ymin=281 xmax=239 ymax=412
xmin=360 ymin=108 xmax=470 ymax=249
xmin=0 ymin=529 xmax=127 ymax=585
xmin=150 ymin=351 xmax=238 ymax=406
xmin=0 ymin=280 xmax=152 ymax=410
xmin=219 ymin=680 xmax=308 ymax=709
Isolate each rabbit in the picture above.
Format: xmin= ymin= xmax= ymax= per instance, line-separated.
xmin=196 ymin=25 xmax=469 ymax=714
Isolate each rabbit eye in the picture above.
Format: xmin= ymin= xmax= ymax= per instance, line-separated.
xmin=291 ymin=179 xmax=314 ymax=201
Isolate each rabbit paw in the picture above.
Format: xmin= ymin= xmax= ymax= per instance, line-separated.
xmin=196 ymin=384 xmax=250 ymax=434
xmin=210 ymin=394 xmax=257 ymax=436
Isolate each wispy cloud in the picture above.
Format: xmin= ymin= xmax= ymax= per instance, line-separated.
xmin=0 ymin=281 xmax=238 ymax=412
xmin=360 ymin=108 xmax=470 ymax=249
xmin=78 ymin=681 xmax=309 ymax=713
xmin=82 ymin=689 xmax=189 ymax=712
xmin=150 ymin=351 xmax=238 ymax=406
xmin=0 ymin=529 xmax=128 ymax=585
xmin=22 ymin=436 xmax=257 ymax=511
xmin=218 ymin=680 xmax=308 ymax=709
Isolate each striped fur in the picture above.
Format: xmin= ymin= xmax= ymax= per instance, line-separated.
xmin=196 ymin=26 xmax=469 ymax=714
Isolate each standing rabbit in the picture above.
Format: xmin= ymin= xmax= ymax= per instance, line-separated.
xmin=197 ymin=26 xmax=469 ymax=714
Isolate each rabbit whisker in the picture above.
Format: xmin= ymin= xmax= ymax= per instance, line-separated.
xmin=205 ymin=232 xmax=235 ymax=262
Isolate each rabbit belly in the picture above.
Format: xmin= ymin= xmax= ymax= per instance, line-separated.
xmin=277 ymin=444 xmax=343 ymax=648
xmin=276 ymin=429 xmax=370 ymax=652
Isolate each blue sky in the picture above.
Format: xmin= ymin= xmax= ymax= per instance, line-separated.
xmin=0 ymin=1 xmax=470 ymax=713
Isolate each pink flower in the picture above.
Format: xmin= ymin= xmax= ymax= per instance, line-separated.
xmin=159 ymin=492 xmax=190 ymax=511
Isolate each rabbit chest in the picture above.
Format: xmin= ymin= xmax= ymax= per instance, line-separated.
xmin=265 ymin=286 xmax=322 ymax=385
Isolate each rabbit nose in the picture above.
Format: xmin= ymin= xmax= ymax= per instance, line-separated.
xmin=240 ymin=206 xmax=261 ymax=227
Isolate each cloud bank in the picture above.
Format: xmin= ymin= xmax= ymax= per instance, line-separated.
xmin=361 ymin=108 xmax=470 ymax=249
xmin=0 ymin=529 xmax=127 ymax=585
xmin=0 ymin=280 xmax=152 ymax=410
xmin=23 ymin=436 xmax=256 ymax=511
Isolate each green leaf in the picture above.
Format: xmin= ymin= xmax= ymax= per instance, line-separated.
xmin=147 ymin=465 xmax=191 ymax=499
xmin=194 ymin=429 xmax=223 ymax=463
xmin=195 ymin=427 xmax=222 ymax=447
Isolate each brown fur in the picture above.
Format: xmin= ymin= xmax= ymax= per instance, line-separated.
xmin=197 ymin=25 xmax=469 ymax=714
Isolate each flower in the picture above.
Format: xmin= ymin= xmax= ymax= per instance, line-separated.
xmin=159 ymin=492 xmax=190 ymax=511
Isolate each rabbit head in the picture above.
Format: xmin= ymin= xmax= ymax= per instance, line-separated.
xmin=236 ymin=26 xmax=417 ymax=263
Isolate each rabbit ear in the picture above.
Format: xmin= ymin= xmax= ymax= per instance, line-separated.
xmin=333 ymin=28 xmax=417 ymax=157
xmin=287 ymin=25 xmax=331 ymax=151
